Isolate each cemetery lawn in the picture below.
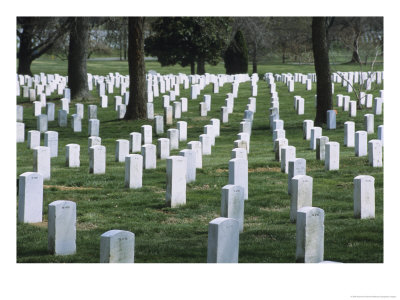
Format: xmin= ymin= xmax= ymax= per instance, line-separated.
xmin=17 ymin=59 xmax=383 ymax=263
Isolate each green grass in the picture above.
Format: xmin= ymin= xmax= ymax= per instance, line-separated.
xmin=17 ymin=60 xmax=383 ymax=263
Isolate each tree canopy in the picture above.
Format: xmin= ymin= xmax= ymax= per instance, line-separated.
xmin=145 ymin=17 xmax=231 ymax=74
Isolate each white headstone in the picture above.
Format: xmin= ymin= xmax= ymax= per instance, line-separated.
xmin=166 ymin=156 xmax=187 ymax=207
xmin=164 ymin=106 xmax=173 ymax=125
xmin=88 ymin=136 xmax=101 ymax=154
xmin=281 ymin=146 xmax=296 ymax=173
xmin=177 ymin=121 xmax=187 ymax=142
xmin=100 ymin=230 xmax=135 ymax=263
xmin=48 ymin=200 xmax=76 ymax=255
xmin=18 ymin=172 xmax=43 ymax=223
xmin=88 ymin=119 xmax=100 ymax=137
xmin=157 ymin=138 xmax=170 ymax=159
xmin=303 ymin=120 xmax=314 ymax=140
xmin=141 ymin=144 xmax=156 ymax=169
xmin=207 ymin=217 xmax=239 ymax=263
xmin=316 ymin=136 xmax=329 ymax=161
xmin=377 ymin=125 xmax=384 ymax=146
xmin=88 ymin=105 xmax=97 ymax=119
xmin=46 ymin=103 xmax=55 ymax=121
xmin=66 ymin=144 xmax=80 ymax=167
xmin=231 ymin=148 xmax=247 ymax=160
xmin=344 ymin=121 xmax=355 ymax=147
xmin=296 ymin=206 xmax=324 ymax=263
xmin=17 ymin=122 xmax=25 ymax=143
xmin=141 ymin=125 xmax=152 ymax=145
xmin=28 ymin=130 xmax=41 ymax=149
xmin=221 ymin=185 xmax=245 ymax=232
xmin=364 ymin=114 xmax=374 ymax=134
xmin=228 ymin=158 xmax=248 ymax=200
xmin=310 ymin=127 xmax=322 ymax=150
xmin=325 ymin=142 xmax=340 ymax=171
xmin=179 ymin=149 xmax=196 ymax=183
xmin=125 ymin=154 xmax=143 ymax=189
xmin=89 ymin=145 xmax=106 ymax=174
xmin=187 ymin=141 xmax=202 ymax=169
xmin=58 ymin=110 xmax=68 ymax=127
xmin=290 ymin=175 xmax=313 ymax=222
xmin=355 ymin=131 xmax=368 ymax=157
xmin=354 ymin=175 xmax=375 ymax=219
xmin=368 ymin=140 xmax=383 ymax=167
xmin=154 ymin=115 xmax=164 ymax=135
xmin=33 ymin=146 xmax=50 ymax=180
xmin=115 ymin=139 xmax=129 ymax=162
xmin=288 ymin=158 xmax=306 ymax=195
xmin=200 ymin=134 xmax=212 ymax=155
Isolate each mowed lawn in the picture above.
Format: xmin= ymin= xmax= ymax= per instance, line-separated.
xmin=16 ymin=59 xmax=384 ymax=263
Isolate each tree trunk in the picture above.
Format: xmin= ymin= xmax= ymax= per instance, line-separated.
xmin=125 ymin=17 xmax=147 ymax=120
xmin=68 ymin=17 xmax=90 ymax=100
xmin=190 ymin=61 xmax=195 ymax=75
xmin=350 ymin=32 xmax=362 ymax=64
xmin=312 ymin=17 xmax=332 ymax=126
xmin=17 ymin=19 xmax=34 ymax=76
xmin=196 ymin=58 xmax=205 ymax=75
xmin=252 ymin=42 xmax=257 ymax=74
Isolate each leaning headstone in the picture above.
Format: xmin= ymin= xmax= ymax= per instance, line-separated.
xmin=355 ymin=131 xmax=368 ymax=157
xmin=157 ymin=138 xmax=170 ymax=159
xmin=17 ymin=122 xmax=25 ymax=143
xmin=48 ymin=200 xmax=76 ymax=255
xmin=141 ymin=144 xmax=156 ymax=169
xmin=166 ymin=156 xmax=187 ymax=207
xmin=46 ymin=103 xmax=55 ymax=121
xmin=364 ymin=114 xmax=374 ymax=134
xmin=100 ymin=230 xmax=135 ymax=263
xmin=88 ymin=119 xmax=100 ymax=137
xmin=281 ymin=146 xmax=296 ymax=173
xmin=28 ymin=130 xmax=41 ymax=149
xmin=221 ymin=185 xmax=245 ymax=232
xmin=368 ymin=140 xmax=383 ymax=167
xmin=115 ymin=139 xmax=129 ymax=163
xmin=187 ymin=141 xmax=202 ymax=169
xmin=58 ymin=110 xmax=68 ymax=127
xmin=309 ymin=127 xmax=322 ymax=150
xmin=89 ymin=145 xmax=106 ymax=174
xmin=154 ymin=115 xmax=164 ymax=135
xmin=316 ymin=136 xmax=329 ymax=161
xmin=17 ymin=172 xmax=43 ymax=223
xmin=344 ymin=121 xmax=355 ymax=147
xmin=66 ymin=144 xmax=80 ymax=167
xmin=296 ymin=206 xmax=325 ymax=263
xmin=179 ymin=149 xmax=196 ymax=183
xmin=303 ymin=120 xmax=314 ymax=140
xmin=228 ymin=158 xmax=248 ymax=200
xmin=207 ymin=217 xmax=239 ymax=263
xmin=33 ymin=146 xmax=50 ymax=180
xmin=354 ymin=175 xmax=375 ymax=219
xmin=288 ymin=158 xmax=306 ymax=195
xmin=326 ymin=110 xmax=336 ymax=130
xmin=290 ymin=175 xmax=313 ymax=222
xmin=325 ymin=142 xmax=340 ymax=171
xmin=177 ymin=121 xmax=187 ymax=142
xmin=44 ymin=131 xmax=58 ymax=158
xmin=125 ymin=154 xmax=143 ymax=189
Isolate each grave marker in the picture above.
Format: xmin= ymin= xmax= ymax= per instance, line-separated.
xmin=66 ymin=144 xmax=80 ymax=167
xmin=207 ymin=217 xmax=239 ymax=263
xmin=89 ymin=145 xmax=106 ymax=174
xmin=100 ymin=230 xmax=135 ymax=263
xmin=125 ymin=154 xmax=143 ymax=189
xmin=354 ymin=175 xmax=375 ymax=219
xmin=17 ymin=172 xmax=43 ymax=223
xmin=166 ymin=156 xmax=187 ymax=207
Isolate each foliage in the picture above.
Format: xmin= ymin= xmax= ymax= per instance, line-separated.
xmin=224 ymin=30 xmax=249 ymax=74
xmin=145 ymin=17 xmax=232 ymax=73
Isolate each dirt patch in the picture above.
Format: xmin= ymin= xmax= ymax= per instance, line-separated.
xmin=215 ymin=169 xmax=227 ymax=173
xmin=192 ymin=184 xmax=211 ymax=191
xmin=77 ymin=222 xmax=98 ymax=231
xmin=30 ymin=221 xmax=48 ymax=228
xmin=44 ymin=185 xmax=100 ymax=191
xmin=248 ymin=167 xmax=281 ymax=173
xmin=260 ymin=206 xmax=288 ymax=212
